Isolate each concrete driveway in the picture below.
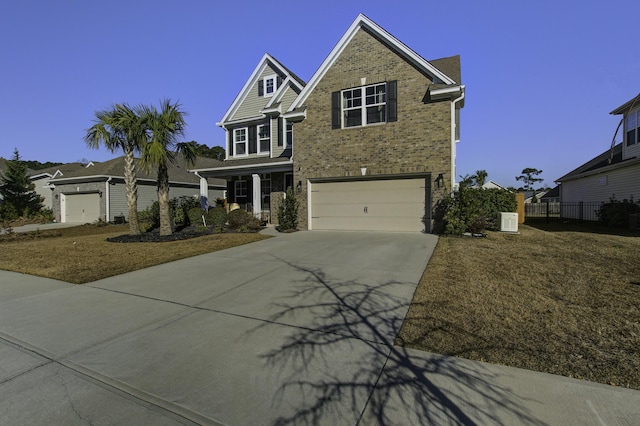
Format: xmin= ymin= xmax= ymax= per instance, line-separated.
xmin=1 ymin=231 xmax=639 ymax=425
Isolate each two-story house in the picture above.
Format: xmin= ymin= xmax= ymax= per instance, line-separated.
xmin=556 ymin=93 xmax=640 ymax=205
xmin=193 ymin=14 xmax=465 ymax=232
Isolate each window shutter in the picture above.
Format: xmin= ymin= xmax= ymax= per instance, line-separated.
xmin=258 ymin=80 xmax=264 ymax=97
xmin=228 ymin=130 xmax=234 ymax=157
xmin=387 ymin=80 xmax=398 ymax=122
xmin=331 ymin=91 xmax=341 ymax=129
xmin=277 ymin=117 xmax=283 ymax=147
xmin=276 ymin=75 xmax=282 ymax=89
xmin=249 ymin=125 xmax=257 ymax=154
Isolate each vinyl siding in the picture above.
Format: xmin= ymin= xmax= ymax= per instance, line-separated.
xmin=623 ymin=140 xmax=640 ymax=161
xmin=271 ymin=117 xmax=284 ymax=157
xmin=560 ymin=163 xmax=640 ymax=203
xmin=231 ymin=65 xmax=279 ymax=121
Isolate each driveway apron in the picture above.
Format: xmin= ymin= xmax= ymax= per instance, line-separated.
xmin=1 ymin=231 xmax=639 ymax=425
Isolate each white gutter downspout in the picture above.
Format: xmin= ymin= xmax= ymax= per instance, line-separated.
xmin=194 ymin=171 xmax=208 ymax=207
xmin=105 ymin=177 xmax=112 ymax=222
xmin=450 ymin=87 xmax=465 ymax=190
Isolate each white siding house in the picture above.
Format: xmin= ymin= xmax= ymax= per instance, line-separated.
xmin=557 ymin=94 xmax=640 ymax=208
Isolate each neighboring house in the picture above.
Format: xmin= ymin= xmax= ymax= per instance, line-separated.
xmin=47 ymin=156 xmax=226 ymax=223
xmin=478 ymin=180 xmax=507 ymax=190
xmin=29 ymin=162 xmax=89 ymax=210
xmin=524 ymin=191 xmax=547 ymax=203
xmin=193 ymin=14 xmax=465 ymax=232
xmin=556 ymin=93 xmax=640 ymax=204
xmin=540 ymin=185 xmax=560 ymax=202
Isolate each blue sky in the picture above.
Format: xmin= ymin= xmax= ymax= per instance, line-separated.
xmin=1 ymin=0 xmax=638 ymax=188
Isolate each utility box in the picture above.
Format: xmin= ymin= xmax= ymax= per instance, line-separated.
xmin=499 ymin=212 xmax=519 ymax=232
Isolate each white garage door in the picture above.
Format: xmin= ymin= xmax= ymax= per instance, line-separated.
xmin=310 ymin=178 xmax=428 ymax=232
xmin=63 ymin=193 xmax=101 ymax=223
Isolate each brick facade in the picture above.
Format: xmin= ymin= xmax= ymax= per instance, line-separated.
xmin=294 ymin=28 xmax=454 ymax=230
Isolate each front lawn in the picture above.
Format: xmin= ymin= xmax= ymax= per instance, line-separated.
xmin=397 ymin=224 xmax=640 ymax=390
xmin=0 ymin=224 xmax=269 ymax=283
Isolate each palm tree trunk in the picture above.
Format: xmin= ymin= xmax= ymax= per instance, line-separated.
xmin=157 ymin=164 xmax=172 ymax=236
xmin=123 ymin=148 xmax=141 ymax=235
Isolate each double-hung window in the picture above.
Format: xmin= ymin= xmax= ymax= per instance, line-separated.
xmin=333 ymin=81 xmax=396 ymax=129
xmin=258 ymin=124 xmax=270 ymax=154
xmin=286 ymin=122 xmax=293 ymax=147
xmin=626 ymin=109 xmax=639 ymax=146
xmin=343 ymin=83 xmax=386 ymax=128
xmin=233 ymin=128 xmax=247 ymax=156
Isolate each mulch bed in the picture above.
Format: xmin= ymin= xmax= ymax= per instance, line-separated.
xmin=107 ymin=226 xmax=217 ymax=243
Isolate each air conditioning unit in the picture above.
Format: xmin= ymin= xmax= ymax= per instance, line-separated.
xmin=499 ymin=212 xmax=518 ymax=232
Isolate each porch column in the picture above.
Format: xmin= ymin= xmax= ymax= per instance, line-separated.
xmin=252 ymin=174 xmax=261 ymax=217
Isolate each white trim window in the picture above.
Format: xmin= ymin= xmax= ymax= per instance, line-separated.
xmin=342 ymin=82 xmax=386 ymax=128
xmin=258 ymin=123 xmax=270 ymax=154
xmin=286 ymin=121 xmax=293 ymax=147
xmin=626 ymin=109 xmax=639 ymax=146
xmin=233 ymin=128 xmax=248 ymax=156
xmin=263 ymin=74 xmax=277 ymax=97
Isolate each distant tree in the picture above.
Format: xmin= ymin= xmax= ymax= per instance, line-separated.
xmin=516 ymin=168 xmax=544 ymax=203
xmin=23 ymin=160 xmax=64 ymax=170
xmin=85 ymin=103 xmax=146 ymax=235
xmin=191 ymin=142 xmax=225 ymax=160
xmin=0 ymin=149 xmax=44 ymax=220
xmin=138 ymin=99 xmax=196 ymax=236
xmin=515 ymin=168 xmax=544 ymax=191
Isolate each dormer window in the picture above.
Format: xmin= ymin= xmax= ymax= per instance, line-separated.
xmin=626 ymin=109 xmax=639 ymax=146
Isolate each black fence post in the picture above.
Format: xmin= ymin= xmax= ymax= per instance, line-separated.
xmin=545 ymin=201 xmax=550 ymax=223
xmin=579 ymin=201 xmax=584 ymax=223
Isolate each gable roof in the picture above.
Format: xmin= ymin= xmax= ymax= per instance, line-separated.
xmin=289 ymin=14 xmax=459 ymax=112
xmin=218 ymin=53 xmax=306 ymax=126
xmin=555 ymin=143 xmax=637 ymax=182
xmin=29 ymin=162 xmax=89 ymax=180
xmin=48 ymin=156 xmax=226 ymax=186
xmin=610 ymin=93 xmax=640 ymax=115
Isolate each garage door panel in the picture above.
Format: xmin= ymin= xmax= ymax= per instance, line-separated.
xmin=310 ymin=178 xmax=428 ymax=232
xmin=64 ymin=193 xmax=101 ymax=223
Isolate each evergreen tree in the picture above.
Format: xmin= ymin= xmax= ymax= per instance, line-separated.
xmin=0 ymin=149 xmax=44 ymax=219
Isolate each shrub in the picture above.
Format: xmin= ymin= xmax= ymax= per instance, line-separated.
xmin=206 ymin=208 xmax=227 ymax=229
xmin=227 ymin=209 xmax=261 ymax=231
xmin=171 ymin=196 xmax=200 ymax=226
xmin=277 ymin=188 xmax=299 ymax=231
xmin=188 ymin=207 xmax=206 ymax=227
xmin=598 ymin=197 xmax=640 ymax=228
xmin=437 ymin=186 xmax=517 ymax=235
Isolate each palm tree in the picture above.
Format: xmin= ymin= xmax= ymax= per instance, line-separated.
xmin=84 ymin=104 xmax=145 ymax=235
xmin=138 ymin=99 xmax=196 ymax=236
xmin=474 ymin=169 xmax=488 ymax=187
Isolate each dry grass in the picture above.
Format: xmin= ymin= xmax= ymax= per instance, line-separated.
xmin=0 ymin=224 xmax=269 ymax=284
xmin=397 ymin=223 xmax=640 ymax=389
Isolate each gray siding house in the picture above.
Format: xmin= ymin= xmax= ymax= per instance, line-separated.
xmin=47 ymin=157 xmax=226 ymax=223
xmin=192 ymin=14 xmax=465 ymax=233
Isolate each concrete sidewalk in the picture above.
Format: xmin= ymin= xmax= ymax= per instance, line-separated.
xmin=0 ymin=231 xmax=639 ymax=425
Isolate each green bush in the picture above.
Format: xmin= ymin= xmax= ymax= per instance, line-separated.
xmin=171 ymin=196 xmax=200 ymax=226
xmin=598 ymin=197 xmax=640 ymax=227
xmin=188 ymin=207 xmax=205 ymax=227
xmin=436 ymin=186 xmax=517 ymax=235
xmin=206 ymin=208 xmax=227 ymax=229
xmin=277 ymin=188 xmax=299 ymax=231
xmin=227 ymin=209 xmax=261 ymax=231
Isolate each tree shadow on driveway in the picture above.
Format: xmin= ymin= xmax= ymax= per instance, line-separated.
xmin=247 ymin=259 xmax=546 ymax=426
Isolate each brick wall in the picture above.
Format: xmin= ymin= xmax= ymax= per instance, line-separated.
xmin=294 ymin=28 xmax=454 ymax=229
